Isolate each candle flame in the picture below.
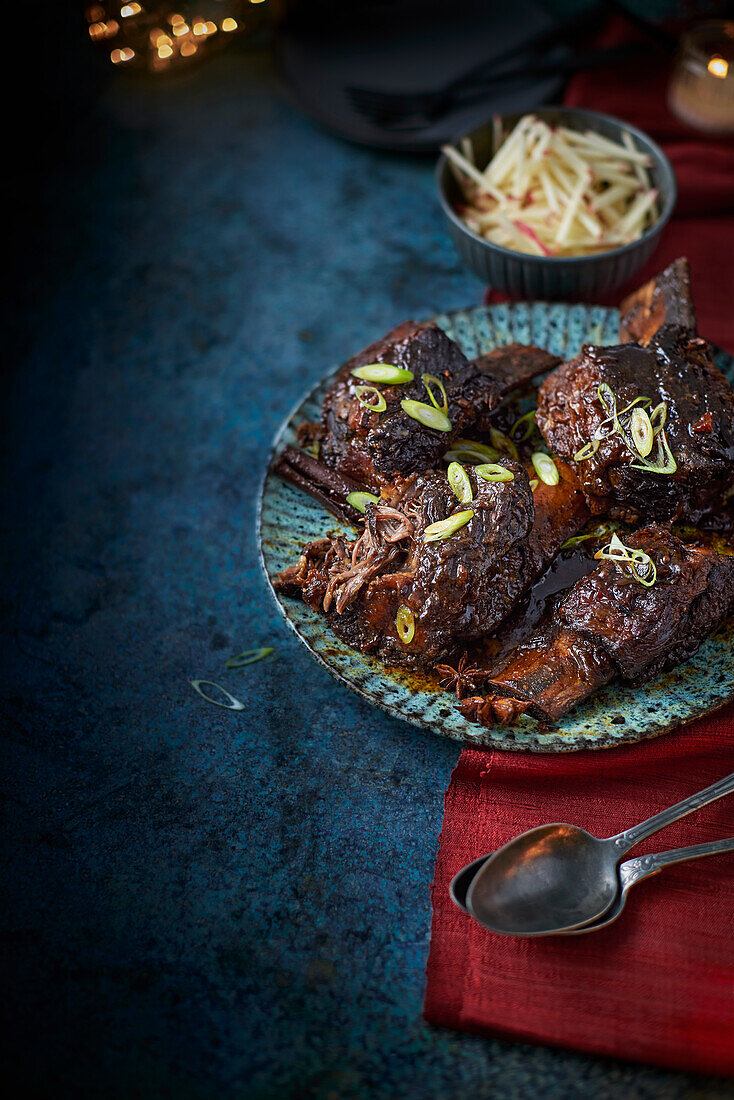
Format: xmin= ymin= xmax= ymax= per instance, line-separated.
xmin=708 ymin=56 xmax=729 ymax=78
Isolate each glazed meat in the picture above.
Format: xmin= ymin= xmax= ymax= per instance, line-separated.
xmin=275 ymin=459 xmax=587 ymax=668
xmin=619 ymin=257 xmax=696 ymax=346
xmin=536 ymin=326 xmax=734 ymax=523
xmin=319 ymin=320 xmax=559 ymax=489
xmin=277 ymin=462 xmax=532 ymax=666
xmin=271 ymin=259 xmax=732 ymax=719
xmin=462 ymin=525 xmax=734 ymax=726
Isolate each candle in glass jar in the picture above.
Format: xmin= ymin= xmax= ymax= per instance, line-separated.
xmin=668 ymin=20 xmax=734 ymax=134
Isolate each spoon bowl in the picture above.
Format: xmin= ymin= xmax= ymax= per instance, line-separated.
xmin=466 ymin=824 xmax=620 ymax=935
xmin=465 ymin=772 xmax=734 ymax=937
xmin=449 ymin=855 xmax=490 ymax=914
xmin=455 ymin=834 xmax=734 ymax=935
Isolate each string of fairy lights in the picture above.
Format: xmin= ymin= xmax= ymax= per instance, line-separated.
xmin=85 ymin=0 xmax=270 ymax=72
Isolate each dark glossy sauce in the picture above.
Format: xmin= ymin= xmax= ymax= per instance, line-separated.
xmin=486 ymin=548 xmax=597 ymax=662
xmin=387 ymin=545 xmax=599 ymax=696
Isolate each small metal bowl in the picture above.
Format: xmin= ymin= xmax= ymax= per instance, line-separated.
xmin=436 ymin=106 xmax=677 ymax=300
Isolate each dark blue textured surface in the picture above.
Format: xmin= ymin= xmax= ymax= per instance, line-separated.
xmin=4 ymin=41 xmax=733 ymax=1099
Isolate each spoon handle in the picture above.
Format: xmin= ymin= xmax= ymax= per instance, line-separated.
xmin=610 ymin=771 xmax=734 ymax=854
xmin=620 ymin=836 xmax=734 ymax=890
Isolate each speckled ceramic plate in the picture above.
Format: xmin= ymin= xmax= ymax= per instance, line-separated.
xmin=259 ymin=302 xmax=734 ymax=752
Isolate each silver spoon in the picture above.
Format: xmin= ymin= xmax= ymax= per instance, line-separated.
xmin=558 ymin=836 xmax=734 ymax=935
xmin=451 ymin=839 xmax=734 ymax=932
xmin=450 ymin=855 xmax=490 ymax=913
xmin=466 ymin=771 xmax=734 ymax=937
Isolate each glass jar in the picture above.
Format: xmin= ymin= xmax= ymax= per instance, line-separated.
xmin=668 ymin=20 xmax=734 ymax=134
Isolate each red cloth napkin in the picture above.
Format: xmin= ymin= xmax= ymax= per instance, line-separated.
xmin=425 ymin=17 xmax=734 ymax=1076
xmin=424 ymin=718 xmax=734 ymax=1076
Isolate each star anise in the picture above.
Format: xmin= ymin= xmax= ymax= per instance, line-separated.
xmin=434 ymin=651 xmax=489 ymax=699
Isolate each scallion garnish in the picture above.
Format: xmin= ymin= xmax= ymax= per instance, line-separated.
xmin=594 ymin=532 xmax=657 ymax=587
xmin=424 ymin=509 xmax=474 ymax=543
xmin=190 ymin=680 xmax=245 ymax=710
xmin=347 ymin=491 xmax=380 ymax=514
xmin=630 ymin=407 xmax=654 ymax=457
xmin=510 ymin=408 xmax=537 ymax=442
xmin=574 ymin=439 xmax=600 ymax=462
xmin=447 ymin=461 xmax=473 ymax=503
xmin=396 ymin=604 xmax=415 ymax=644
xmin=649 ymin=402 xmax=667 ymax=432
xmin=355 ymin=385 xmax=387 ymax=413
xmin=444 ymin=439 xmax=499 ymax=465
xmin=531 ymin=452 xmax=559 ymax=486
xmin=422 ymin=372 xmax=449 ymax=414
xmin=529 ymin=478 xmax=539 ymax=491
xmin=475 ymin=463 xmax=514 ymax=483
xmin=489 ymin=427 xmax=519 ymax=461
xmin=580 ymin=384 xmax=677 ymax=476
xmin=629 ymin=430 xmax=677 ymax=474
xmin=401 ymin=399 xmax=452 ymax=433
xmin=562 ymin=522 xmax=620 ymax=550
xmin=225 ymin=648 xmax=275 ymax=669
xmin=351 ymin=363 xmax=414 ymax=384
xmin=595 ymin=385 xmax=651 ymax=440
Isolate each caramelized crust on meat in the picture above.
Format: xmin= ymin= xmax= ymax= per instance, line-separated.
xmin=464 ymin=525 xmax=734 ymax=725
xmin=536 ymin=328 xmax=734 ymax=523
xmin=276 ymin=464 xmax=533 ymax=666
xmin=619 ymin=257 xmax=696 ymax=346
xmin=461 ymin=625 xmax=615 ymax=725
xmin=273 ymin=261 xmax=732 ymax=717
xmin=319 ymin=321 xmax=560 ymax=489
xmin=275 ymin=460 xmax=587 ymax=668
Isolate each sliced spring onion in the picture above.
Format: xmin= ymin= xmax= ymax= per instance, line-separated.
xmin=351 ymin=363 xmax=413 ymax=384
xmin=617 ymin=395 xmax=651 ymax=417
xmin=422 ymin=372 xmax=449 ymax=414
xmin=630 ymin=407 xmax=654 ymax=457
xmin=593 ymin=384 xmax=676 ymax=476
xmin=475 ymin=463 xmax=514 ymax=483
xmin=396 ymin=604 xmax=415 ymax=644
xmin=562 ymin=522 xmax=620 ymax=550
xmin=629 ymin=429 xmax=677 ymax=474
xmin=529 ymin=479 xmax=539 ymax=492
xmin=649 ymin=401 xmax=667 ymax=432
xmin=510 ymin=409 xmax=537 ymax=442
xmin=190 ymin=680 xmax=245 ymax=710
xmin=630 ymin=555 xmax=658 ymax=586
xmin=354 ymin=385 xmax=387 ymax=413
xmin=531 ymin=452 xmax=559 ymax=486
xmin=447 ymin=461 xmax=473 ymax=503
xmin=489 ymin=427 xmax=519 ymax=461
xmin=594 ymin=532 xmax=657 ymax=587
xmin=597 ymin=382 xmax=616 ymax=413
xmin=347 ymin=491 xmax=380 ymax=514
xmin=574 ymin=439 xmax=600 ymax=462
xmin=424 ymin=509 xmax=474 ymax=543
xmin=401 ymin=399 xmax=452 ymax=432
xmin=225 ymin=647 xmax=275 ymax=669
xmin=444 ymin=439 xmax=499 ymax=465
xmin=595 ymin=385 xmax=651 ymax=439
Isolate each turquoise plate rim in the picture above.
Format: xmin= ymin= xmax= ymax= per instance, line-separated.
xmin=258 ymin=302 xmax=734 ymax=753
